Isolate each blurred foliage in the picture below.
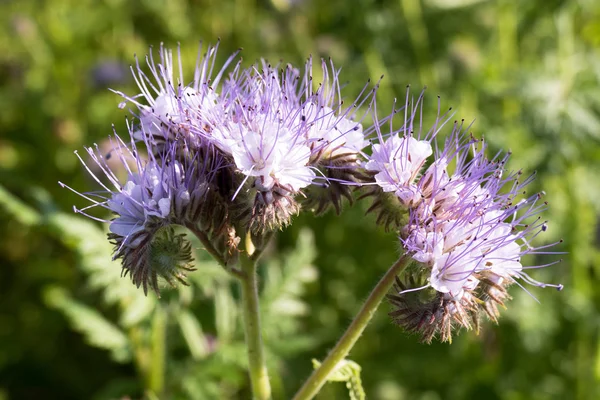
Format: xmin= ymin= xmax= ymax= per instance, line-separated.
xmin=0 ymin=0 xmax=599 ymax=399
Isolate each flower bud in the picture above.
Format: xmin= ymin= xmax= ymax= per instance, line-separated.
xmin=111 ymin=226 xmax=195 ymax=296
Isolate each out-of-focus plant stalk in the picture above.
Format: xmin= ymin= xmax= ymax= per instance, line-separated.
xmin=149 ymin=304 xmax=167 ymax=396
xmin=292 ymin=255 xmax=410 ymax=400
xmin=239 ymin=250 xmax=272 ymax=400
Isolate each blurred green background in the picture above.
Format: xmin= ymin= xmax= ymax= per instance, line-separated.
xmin=1 ymin=0 xmax=599 ymax=399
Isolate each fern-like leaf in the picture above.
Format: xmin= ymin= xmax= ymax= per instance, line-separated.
xmin=43 ymin=286 xmax=131 ymax=362
xmin=312 ymin=358 xmax=366 ymax=400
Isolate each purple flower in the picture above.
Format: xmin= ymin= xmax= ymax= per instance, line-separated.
xmin=370 ymin=91 xmax=564 ymax=342
xmin=112 ymin=42 xmax=240 ymax=150
xmin=208 ymin=62 xmax=315 ymax=194
xmin=200 ymin=57 xmax=378 ymax=223
xmin=64 ymin=42 xmax=383 ymax=292
xmin=116 ymin=45 xmax=378 ymax=226
xmin=60 ymin=122 xmax=232 ymax=295
xmin=361 ymin=89 xmax=453 ymax=229
xmin=402 ymin=128 xmax=563 ymax=297
xmin=365 ymin=135 xmax=432 ymax=203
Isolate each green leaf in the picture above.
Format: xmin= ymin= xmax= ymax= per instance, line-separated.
xmin=214 ymin=284 xmax=237 ymax=342
xmin=176 ymin=309 xmax=210 ymax=360
xmin=0 ymin=184 xmax=41 ymax=226
xmin=45 ymin=211 xmax=152 ymax=306
xmin=43 ymin=286 xmax=131 ymax=363
xmin=257 ymin=229 xmax=319 ymax=360
xmin=261 ymin=228 xmax=318 ymax=320
xmin=120 ymin=294 xmax=156 ymax=328
xmin=312 ymin=359 xmax=366 ymax=400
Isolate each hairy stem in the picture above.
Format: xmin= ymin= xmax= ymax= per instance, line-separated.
xmin=292 ymin=255 xmax=410 ymax=400
xmin=187 ymin=225 xmax=245 ymax=279
xmin=240 ymin=252 xmax=272 ymax=400
xmin=250 ymin=231 xmax=274 ymax=263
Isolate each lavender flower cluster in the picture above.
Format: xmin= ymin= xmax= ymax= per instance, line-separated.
xmin=63 ymin=43 xmax=562 ymax=342
xmin=366 ymin=93 xmax=563 ymax=341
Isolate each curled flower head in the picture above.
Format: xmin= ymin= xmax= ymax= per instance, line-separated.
xmin=114 ymin=44 xmax=379 ymax=230
xmin=60 ymin=122 xmax=233 ymax=295
xmin=202 ymin=61 xmax=315 ymax=231
xmin=198 ymin=57 xmax=378 ymax=228
xmin=64 ymin=42 xmax=381 ymax=294
xmin=370 ymin=91 xmax=564 ymax=342
xmin=403 ymin=128 xmax=563 ymax=290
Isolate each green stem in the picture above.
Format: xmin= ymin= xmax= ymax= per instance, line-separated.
xmin=292 ymin=255 xmax=410 ymax=400
xmin=187 ymin=225 xmax=245 ymax=279
xmin=240 ymin=253 xmax=272 ymax=400
xmin=250 ymin=231 xmax=274 ymax=263
xmin=149 ymin=304 xmax=167 ymax=396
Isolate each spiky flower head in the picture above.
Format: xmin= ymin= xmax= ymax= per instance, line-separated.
xmin=361 ymin=90 xmax=454 ymax=231
xmin=297 ymin=58 xmax=379 ymax=215
xmin=196 ymin=57 xmax=378 ymax=229
xmin=196 ymin=61 xmax=315 ymax=232
xmin=117 ymin=45 xmax=379 ymax=232
xmin=60 ymin=121 xmax=233 ymax=295
xmin=113 ymin=41 xmax=240 ymax=153
xmin=365 ymin=90 xmax=563 ymax=342
xmin=63 ymin=42 xmax=379 ymax=293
